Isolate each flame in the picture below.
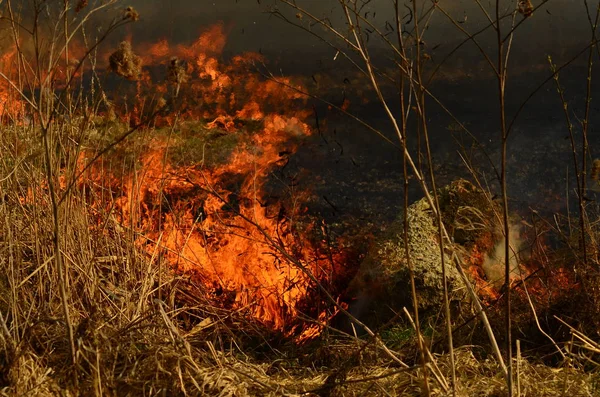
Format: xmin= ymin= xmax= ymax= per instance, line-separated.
xmin=77 ymin=23 xmax=351 ymax=335
xmin=105 ymin=127 xmax=333 ymax=330
xmin=0 ymin=48 xmax=25 ymax=122
xmin=2 ymin=21 xmax=582 ymax=338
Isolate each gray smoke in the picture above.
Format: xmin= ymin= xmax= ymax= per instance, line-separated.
xmin=482 ymin=223 xmax=525 ymax=288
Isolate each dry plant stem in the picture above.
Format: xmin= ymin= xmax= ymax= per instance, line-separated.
xmin=403 ymin=78 xmax=433 ymax=393
xmin=2 ymin=1 xmax=130 ymax=129
xmin=42 ymin=127 xmax=77 ymax=371
xmin=157 ymin=115 xmax=181 ymax=302
xmin=562 ymin=334 xmax=575 ymax=397
xmin=0 ymin=311 xmax=13 ymax=348
xmin=507 ymin=37 xmax=600 ymax=138
xmin=520 ymin=271 xmax=565 ymax=359
xmin=434 ymin=3 xmax=498 ymax=75
xmin=410 ymin=0 xmax=455 ymax=393
xmin=516 ymin=339 xmax=521 ymax=396
xmin=549 ymin=62 xmax=587 ymax=271
xmin=269 ymin=4 xmax=502 ymax=184
xmin=554 ymin=316 xmax=600 ymax=361
xmin=579 ymin=1 xmax=600 ymax=267
xmin=402 ymin=308 xmax=449 ymax=394
xmin=336 ymin=3 xmax=437 ymax=229
xmin=335 ymin=2 xmax=500 ymax=370
xmin=344 ymin=0 xmax=496 ymax=387
xmin=4 ymin=1 xmax=28 ymax=102
xmin=457 ymin=153 xmax=565 ymax=364
xmin=1 ymin=0 xmax=136 ymax=382
xmin=40 ymin=1 xmax=119 ymax=94
xmin=394 ymin=0 xmax=430 ymax=393
xmin=0 ymin=190 xmax=18 ymax=346
xmin=584 ymin=1 xmax=600 ymax=59
xmin=279 ymin=0 xmax=505 ymax=374
xmin=281 ymin=1 xmax=481 ymax=245
xmin=451 ymin=252 xmax=507 ymax=374
xmin=495 ymin=1 xmax=513 ymax=394
xmin=28 ymin=1 xmax=74 ymax=375
xmin=427 ymin=14 xmax=509 ymax=84
xmin=59 ymin=110 xmax=161 ymax=206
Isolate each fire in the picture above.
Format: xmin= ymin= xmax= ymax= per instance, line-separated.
xmin=105 ymin=127 xmax=333 ymax=330
xmin=80 ymin=23 xmax=349 ymax=335
xmin=0 ymin=36 xmax=93 ymax=123
xmin=1 ymin=18 xmax=584 ymax=340
xmin=145 ymin=39 xmax=170 ymax=62
xmin=0 ymin=48 xmax=25 ymax=122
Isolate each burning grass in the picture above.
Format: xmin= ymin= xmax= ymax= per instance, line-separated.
xmin=78 ymin=120 xmax=350 ymax=334
xmin=0 ymin=216 xmax=596 ymax=397
xmin=69 ymin=23 xmax=358 ymax=336
xmin=1 ymin=120 xmax=598 ymax=395
xmin=1 ymin=9 xmax=600 ymax=395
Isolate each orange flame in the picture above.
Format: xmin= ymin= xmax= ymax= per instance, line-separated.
xmin=79 ymin=23 xmax=349 ymax=336
xmin=0 ymin=48 xmax=25 ymax=122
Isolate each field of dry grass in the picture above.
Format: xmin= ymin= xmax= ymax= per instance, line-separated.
xmin=0 ymin=118 xmax=598 ymax=396
xmin=1 ymin=1 xmax=600 ymax=396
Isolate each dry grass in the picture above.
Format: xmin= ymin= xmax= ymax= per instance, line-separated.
xmin=0 ymin=119 xmax=598 ymax=397
xmin=0 ymin=3 xmax=599 ymax=394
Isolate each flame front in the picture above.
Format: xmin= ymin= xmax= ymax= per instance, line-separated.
xmin=80 ymin=24 xmax=346 ymax=333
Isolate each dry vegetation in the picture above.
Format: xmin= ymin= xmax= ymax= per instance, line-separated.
xmin=108 ymin=41 xmax=142 ymax=80
xmin=1 ymin=0 xmax=600 ymax=396
xmin=0 ymin=104 xmax=598 ymax=397
xmin=0 ymin=173 xmax=597 ymax=396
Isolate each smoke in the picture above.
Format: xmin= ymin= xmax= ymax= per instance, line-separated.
xmin=482 ymin=222 xmax=525 ymax=288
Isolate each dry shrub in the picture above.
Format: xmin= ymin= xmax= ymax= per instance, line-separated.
xmin=108 ymin=41 xmax=142 ymax=80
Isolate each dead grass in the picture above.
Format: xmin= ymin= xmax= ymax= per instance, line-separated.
xmin=0 ymin=120 xmax=598 ymax=397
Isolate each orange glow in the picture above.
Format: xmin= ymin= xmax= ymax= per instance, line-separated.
xmin=76 ymin=23 xmax=349 ymax=337
xmin=1 ymin=20 xmax=584 ymax=339
xmin=144 ymin=39 xmax=170 ymax=63
xmin=465 ymin=230 xmax=501 ymax=301
xmin=0 ymin=48 xmax=25 ymax=122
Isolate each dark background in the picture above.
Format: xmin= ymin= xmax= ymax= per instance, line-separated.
xmin=117 ymin=0 xmax=600 ymax=224
xmin=8 ymin=0 xmax=597 ymax=227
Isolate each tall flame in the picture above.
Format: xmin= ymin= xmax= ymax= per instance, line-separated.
xmin=82 ymin=24 xmax=348 ymax=333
